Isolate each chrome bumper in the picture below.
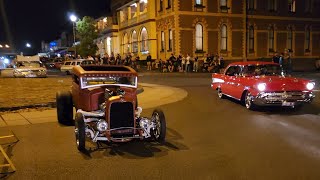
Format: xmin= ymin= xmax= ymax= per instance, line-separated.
xmin=14 ymin=71 xmax=47 ymax=78
xmin=252 ymin=91 xmax=315 ymax=106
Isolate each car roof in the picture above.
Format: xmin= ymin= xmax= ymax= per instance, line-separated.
xmin=73 ymin=65 xmax=138 ymax=77
xmin=228 ymin=61 xmax=278 ymax=66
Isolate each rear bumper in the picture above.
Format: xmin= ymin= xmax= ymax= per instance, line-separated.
xmin=252 ymin=91 xmax=315 ymax=106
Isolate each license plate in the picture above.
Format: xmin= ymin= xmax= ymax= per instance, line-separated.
xmin=282 ymin=102 xmax=295 ymax=106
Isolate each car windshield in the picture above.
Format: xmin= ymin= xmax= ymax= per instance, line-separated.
xmin=242 ymin=64 xmax=282 ymax=76
xmin=16 ymin=61 xmax=42 ymax=68
xmin=81 ymin=76 xmax=137 ymax=89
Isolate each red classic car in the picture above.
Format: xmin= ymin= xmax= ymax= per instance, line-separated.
xmin=211 ymin=61 xmax=315 ymax=110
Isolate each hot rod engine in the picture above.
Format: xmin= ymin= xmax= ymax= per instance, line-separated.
xmin=74 ymin=87 xmax=166 ymax=151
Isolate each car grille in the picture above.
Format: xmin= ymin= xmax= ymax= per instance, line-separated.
xmin=259 ymin=91 xmax=307 ymax=102
xmin=109 ymin=102 xmax=134 ymax=129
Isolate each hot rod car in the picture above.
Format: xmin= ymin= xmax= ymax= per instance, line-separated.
xmin=211 ymin=61 xmax=315 ymax=110
xmin=56 ymin=65 xmax=166 ymax=151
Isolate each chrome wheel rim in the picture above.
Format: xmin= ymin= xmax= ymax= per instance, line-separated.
xmin=153 ymin=112 xmax=161 ymax=139
xmin=75 ymin=125 xmax=79 ymax=146
xmin=218 ymin=89 xmax=223 ymax=98
xmin=245 ymin=93 xmax=252 ymax=109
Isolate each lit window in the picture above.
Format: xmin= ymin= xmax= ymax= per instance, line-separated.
xmin=140 ymin=0 xmax=148 ymax=13
xmin=268 ymin=0 xmax=277 ymax=11
xmin=161 ymin=31 xmax=165 ymax=51
xmin=287 ymin=28 xmax=293 ymax=51
xmin=196 ymin=0 xmax=202 ymax=5
xmin=221 ymin=25 xmax=227 ymax=51
xmin=220 ymin=0 xmax=228 ymax=12
xmin=196 ymin=24 xmax=203 ymax=51
xmin=249 ymin=26 xmax=254 ymax=52
xmin=169 ymin=29 xmax=173 ymax=51
xmin=132 ymin=30 xmax=138 ymax=53
xmin=141 ymin=27 xmax=148 ymax=52
xmin=106 ymin=37 xmax=112 ymax=55
xmin=288 ymin=0 xmax=296 ymax=12
xmin=159 ymin=0 xmax=163 ymax=11
xmin=123 ymin=33 xmax=129 ymax=53
xmin=168 ymin=0 xmax=172 ymax=8
xmin=130 ymin=3 xmax=137 ymax=18
xmin=305 ymin=27 xmax=311 ymax=52
xmin=268 ymin=27 xmax=274 ymax=52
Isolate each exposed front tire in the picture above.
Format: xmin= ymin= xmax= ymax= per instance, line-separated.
xmin=244 ymin=91 xmax=255 ymax=110
xmin=151 ymin=109 xmax=166 ymax=144
xmin=56 ymin=91 xmax=73 ymax=124
xmin=75 ymin=112 xmax=86 ymax=151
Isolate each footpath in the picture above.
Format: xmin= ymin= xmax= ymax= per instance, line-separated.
xmin=0 ymin=83 xmax=188 ymax=127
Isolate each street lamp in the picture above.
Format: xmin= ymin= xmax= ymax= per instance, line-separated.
xmin=26 ymin=43 xmax=31 ymax=48
xmin=69 ymin=14 xmax=77 ymax=58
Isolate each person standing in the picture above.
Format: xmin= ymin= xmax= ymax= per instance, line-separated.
xmin=193 ymin=56 xmax=199 ymax=72
xmin=186 ymin=54 xmax=191 ymax=72
xmin=181 ymin=55 xmax=186 ymax=72
xmin=146 ymin=53 xmax=152 ymax=70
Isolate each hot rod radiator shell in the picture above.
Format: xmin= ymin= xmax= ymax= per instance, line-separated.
xmin=109 ymin=102 xmax=134 ymax=130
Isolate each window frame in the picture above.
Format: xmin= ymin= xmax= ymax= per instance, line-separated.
xmin=168 ymin=29 xmax=173 ymax=51
xmin=159 ymin=0 xmax=164 ymax=11
xmin=131 ymin=30 xmax=138 ymax=53
xmin=305 ymin=27 xmax=311 ymax=52
xmin=287 ymin=28 xmax=293 ymax=52
xmin=220 ymin=24 xmax=227 ymax=51
xmin=288 ymin=0 xmax=296 ymax=13
xmin=161 ymin=31 xmax=165 ymax=52
xmin=220 ymin=0 xmax=228 ymax=13
xmin=140 ymin=27 xmax=148 ymax=52
xmin=248 ymin=26 xmax=254 ymax=52
xmin=268 ymin=27 xmax=275 ymax=52
xmin=268 ymin=0 xmax=277 ymax=12
xmin=195 ymin=24 xmax=204 ymax=51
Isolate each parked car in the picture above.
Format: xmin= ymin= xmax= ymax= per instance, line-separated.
xmin=45 ymin=58 xmax=63 ymax=69
xmin=60 ymin=59 xmax=83 ymax=75
xmin=211 ymin=61 xmax=315 ymax=110
xmin=56 ymin=65 xmax=166 ymax=151
xmin=13 ymin=55 xmax=47 ymax=78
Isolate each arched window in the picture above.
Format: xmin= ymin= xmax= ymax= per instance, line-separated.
xmin=195 ymin=24 xmax=203 ymax=51
xmin=221 ymin=24 xmax=227 ymax=51
xmin=141 ymin=27 xmax=148 ymax=52
xmin=287 ymin=27 xmax=293 ymax=51
xmin=131 ymin=30 xmax=138 ymax=53
xmin=305 ymin=26 xmax=311 ymax=51
xmin=249 ymin=26 xmax=254 ymax=52
xmin=123 ymin=33 xmax=129 ymax=54
xmin=268 ymin=27 xmax=274 ymax=52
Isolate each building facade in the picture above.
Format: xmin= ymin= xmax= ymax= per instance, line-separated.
xmin=96 ymin=0 xmax=320 ymax=70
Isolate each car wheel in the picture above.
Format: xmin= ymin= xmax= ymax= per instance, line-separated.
xmin=75 ymin=112 xmax=86 ymax=151
xmin=56 ymin=91 xmax=73 ymax=124
xmin=244 ymin=91 xmax=255 ymax=110
xmin=151 ymin=109 xmax=166 ymax=144
xmin=217 ymin=88 xmax=225 ymax=99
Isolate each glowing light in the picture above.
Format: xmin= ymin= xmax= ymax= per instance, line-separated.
xmin=5 ymin=44 xmax=9 ymax=48
xmin=26 ymin=43 xmax=31 ymax=48
xmin=70 ymin=14 xmax=77 ymax=22
xmin=0 ymin=45 xmax=2 ymax=48
xmin=103 ymin=18 xmax=107 ymax=22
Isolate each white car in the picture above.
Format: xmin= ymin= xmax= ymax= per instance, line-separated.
xmin=13 ymin=60 xmax=47 ymax=78
xmin=60 ymin=60 xmax=83 ymax=75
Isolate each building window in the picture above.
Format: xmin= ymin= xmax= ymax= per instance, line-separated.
xmin=288 ymin=0 xmax=296 ymax=12
xmin=130 ymin=3 xmax=137 ymax=19
xmin=248 ymin=0 xmax=255 ymax=10
xmin=141 ymin=27 xmax=148 ymax=52
xmin=305 ymin=27 xmax=311 ymax=52
xmin=195 ymin=24 xmax=203 ymax=51
xmin=268 ymin=0 xmax=277 ymax=11
xmin=249 ymin=26 xmax=254 ymax=52
xmin=268 ymin=27 xmax=274 ymax=52
xmin=287 ymin=28 xmax=293 ymax=51
xmin=168 ymin=29 xmax=173 ymax=51
xmin=132 ymin=30 xmax=138 ymax=53
xmin=221 ymin=24 xmax=227 ymax=51
xmin=305 ymin=0 xmax=313 ymax=13
xmin=220 ymin=0 xmax=228 ymax=12
xmin=123 ymin=33 xmax=129 ymax=54
xmin=195 ymin=0 xmax=203 ymax=5
xmin=161 ymin=31 xmax=165 ymax=51
xmin=167 ymin=0 xmax=172 ymax=8
xmin=159 ymin=0 xmax=163 ymax=11
xmin=140 ymin=0 xmax=148 ymax=14
xmin=106 ymin=37 xmax=112 ymax=55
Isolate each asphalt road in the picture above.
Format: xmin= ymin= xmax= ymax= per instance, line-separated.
xmin=1 ymin=72 xmax=320 ymax=180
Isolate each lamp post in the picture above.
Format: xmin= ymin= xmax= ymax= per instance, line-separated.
xmin=70 ymin=14 xmax=77 ymax=58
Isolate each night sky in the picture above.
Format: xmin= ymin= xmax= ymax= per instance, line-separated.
xmin=0 ymin=0 xmax=111 ymax=55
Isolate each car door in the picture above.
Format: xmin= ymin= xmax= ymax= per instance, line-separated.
xmin=223 ymin=66 xmax=238 ymax=97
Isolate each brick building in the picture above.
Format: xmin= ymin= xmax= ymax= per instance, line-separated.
xmin=96 ymin=0 xmax=320 ymax=70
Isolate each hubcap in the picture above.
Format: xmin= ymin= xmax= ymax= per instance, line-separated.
xmin=245 ymin=93 xmax=252 ymax=109
xmin=218 ymin=89 xmax=223 ymax=98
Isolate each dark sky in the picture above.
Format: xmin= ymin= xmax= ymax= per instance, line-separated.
xmin=0 ymin=0 xmax=111 ymax=54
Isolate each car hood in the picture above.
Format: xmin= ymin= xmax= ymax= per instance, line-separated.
xmin=250 ymin=76 xmax=310 ymax=91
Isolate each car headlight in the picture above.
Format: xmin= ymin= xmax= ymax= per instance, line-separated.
xmin=96 ymin=120 xmax=108 ymax=132
xmin=257 ymin=83 xmax=266 ymax=91
xmin=306 ymin=82 xmax=315 ymax=90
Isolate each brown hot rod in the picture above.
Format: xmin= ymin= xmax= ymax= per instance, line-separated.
xmin=56 ymin=65 xmax=166 ymax=151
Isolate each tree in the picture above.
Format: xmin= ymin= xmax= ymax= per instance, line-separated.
xmin=76 ymin=16 xmax=98 ymax=58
